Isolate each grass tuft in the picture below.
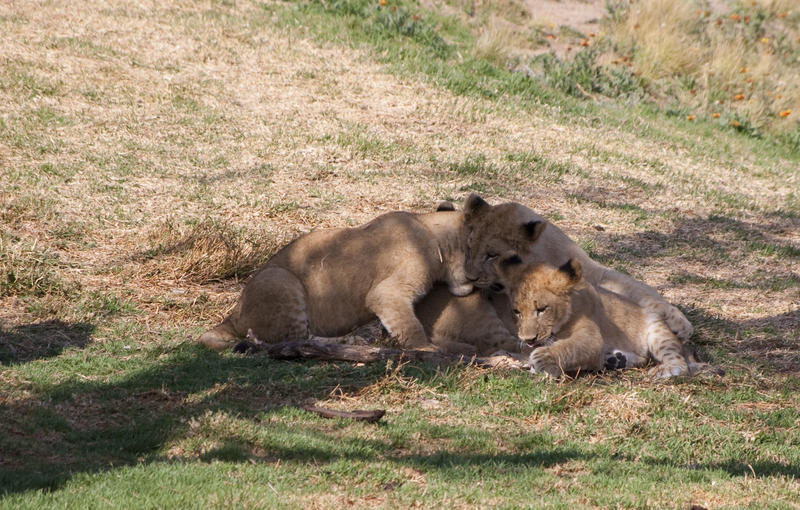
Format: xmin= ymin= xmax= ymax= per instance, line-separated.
xmin=0 ymin=232 xmax=74 ymax=298
xmin=141 ymin=218 xmax=281 ymax=283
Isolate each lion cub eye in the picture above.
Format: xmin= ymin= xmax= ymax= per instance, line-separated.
xmin=485 ymin=252 xmax=498 ymax=261
xmin=536 ymin=306 xmax=548 ymax=314
xmin=512 ymin=309 xmax=521 ymax=317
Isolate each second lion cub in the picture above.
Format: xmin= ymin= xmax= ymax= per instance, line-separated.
xmin=198 ymin=209 xmax=474 ymax=351
xmin=500 ymin=256 xmax=720 ymax=378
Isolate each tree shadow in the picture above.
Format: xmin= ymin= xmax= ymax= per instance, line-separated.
xmin=640 ymin=456 xmax=800 ymax=480
xmin=682 ymin=305 xmax=800 ymax=374
xmin=0 ymin=320 xmax=95 ymax=365
xmin=576 ymin=210 xmax=799 ymax=372
xmin=0 ymin=343 xmax=584 ymax=495
xmin=585 ymin=212 xmax=799 ymax=269
xmin=3 ymin=335 xmax=798 ymax=498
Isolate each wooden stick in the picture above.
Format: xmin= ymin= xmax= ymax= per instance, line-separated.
xmin=301 ymin=404 xmax=386 ymax=423
xmin=234 ymin=336 xmax=476 ymax=365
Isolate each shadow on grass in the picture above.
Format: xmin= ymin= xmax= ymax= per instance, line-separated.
xmin=706 ymin=460 xmax=800 ymax=479
xmin=0 ymin=320 xmax=95 ymax=365
xmin=0 ymin=341 xmax=583 ymax=495
xmin=579 ymin=211 xmax=799 ymax=372
xmin=2 ymin=210 xmax=797 ymax=495
xmin=2 ymin=333 xmax=799 ymax=496
xmin=586 ymin=213 xmax=800 ymax=270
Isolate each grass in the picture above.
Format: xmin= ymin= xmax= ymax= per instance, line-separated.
xmin=1 ymin=0 xmax=799 ymax=507
xmin=606 ymin=0 xmax=800 ymax=137
xmin=3 ymin=343 xmax=800 ymax=508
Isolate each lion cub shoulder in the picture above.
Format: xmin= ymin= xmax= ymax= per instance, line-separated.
xmin=499 ymin=257 xmax=720 ymax=378
xmin=198 ymin=209 xmax=473 ymax=350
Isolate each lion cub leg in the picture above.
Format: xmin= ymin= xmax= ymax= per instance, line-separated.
xmin=366 ymin=279 xmax=429 ymax=349
xmin=530 ymin=321 xmax=604 ymax=378
xmin=644 ymin=299 xmax=694 ymax=343
xmin=198 ymin=267 xmax=310 ymax=350
xmin=645 ymin=319 xmax=690 ymax=378
xmin=235 ymin=267 xmax=310 ymax=343
xmin=198 ymin=317 xmax=240 ymax=351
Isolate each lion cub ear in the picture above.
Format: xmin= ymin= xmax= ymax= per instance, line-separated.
xmin=557 ymin=258 xmax=583 ymax=286
xmin=436 ymin=201 xmax=456 ymax=212
xmin=522 ymin=220 xmax=547 ymax=242
xmin=464 ymin=193 xmax=490 ymax=220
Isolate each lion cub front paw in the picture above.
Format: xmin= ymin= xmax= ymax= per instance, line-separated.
xmin=529 ymin=347 xmax=563 ymax=378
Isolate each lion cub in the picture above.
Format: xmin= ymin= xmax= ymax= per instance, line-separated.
xmin=415 ymin=285 xmax=525 ymax=356
xmin=500 ymin=256 xmax=720 ymax=378
xmin=462 ymin=194 xmax=694 ymax=343
xmin=198 ymin=209 xmax=474 ymax=350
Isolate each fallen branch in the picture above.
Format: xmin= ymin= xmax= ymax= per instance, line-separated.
xmin=301 ymin=404 xmax=386 ymax=423
xmin=234 ymin=336 xmax=475 ymax=365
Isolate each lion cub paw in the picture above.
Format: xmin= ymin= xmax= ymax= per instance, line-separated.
xmin=649 ymin=362 xmax=690 ymax=378
xmin=529 ymin=348 xmax=563 ymax=378
xmin=604 ymin=351 xmax=628 ymax=371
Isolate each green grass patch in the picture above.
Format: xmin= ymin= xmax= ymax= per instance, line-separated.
xmin=3 ymin=343 xmax=800 ymax=507
xmin=276 ymin=0 xmax=800 ymax=160
xmin=332 ymin=122 xmax=399 ymax=159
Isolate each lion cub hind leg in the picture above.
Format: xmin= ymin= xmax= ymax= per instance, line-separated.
xmin=646 ymin=320 xmax=690 ymax=378
xmin=198 ymin=318 xmax=240 ymax=351
xmin=198 ymin=267 xmax=310 ymax=350
xmin=236 ymin=267 xmax=310 ymax=343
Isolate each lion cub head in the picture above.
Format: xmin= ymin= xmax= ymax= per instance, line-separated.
xmin=499 ymin=257 xmax=583 ymax=346
xmin=463 ymin=194 xmax=547 ymax=292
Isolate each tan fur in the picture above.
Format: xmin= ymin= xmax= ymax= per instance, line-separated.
xmin=462 ymin=194 xmax=694 ymax=342
xmin=198 ymin=210 xmax=474 ymax=350
xmin=501 ymin=259 xmax=720 ymax=378
xmin=415 ymin=286 xmax=525 ymax=356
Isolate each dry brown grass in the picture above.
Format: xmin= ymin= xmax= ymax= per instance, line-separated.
xmin=0 ymin=0 xmax=797 ymax=365
xmin=614 ymin=0 xmax=703 ymax=81
xmin=606 ymin=0 xmax=800 ymax=134
xmin=140 ymin=217 xmax=282 ymax=283
xmin=473 ymin=15 xmax=518 ymax=65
